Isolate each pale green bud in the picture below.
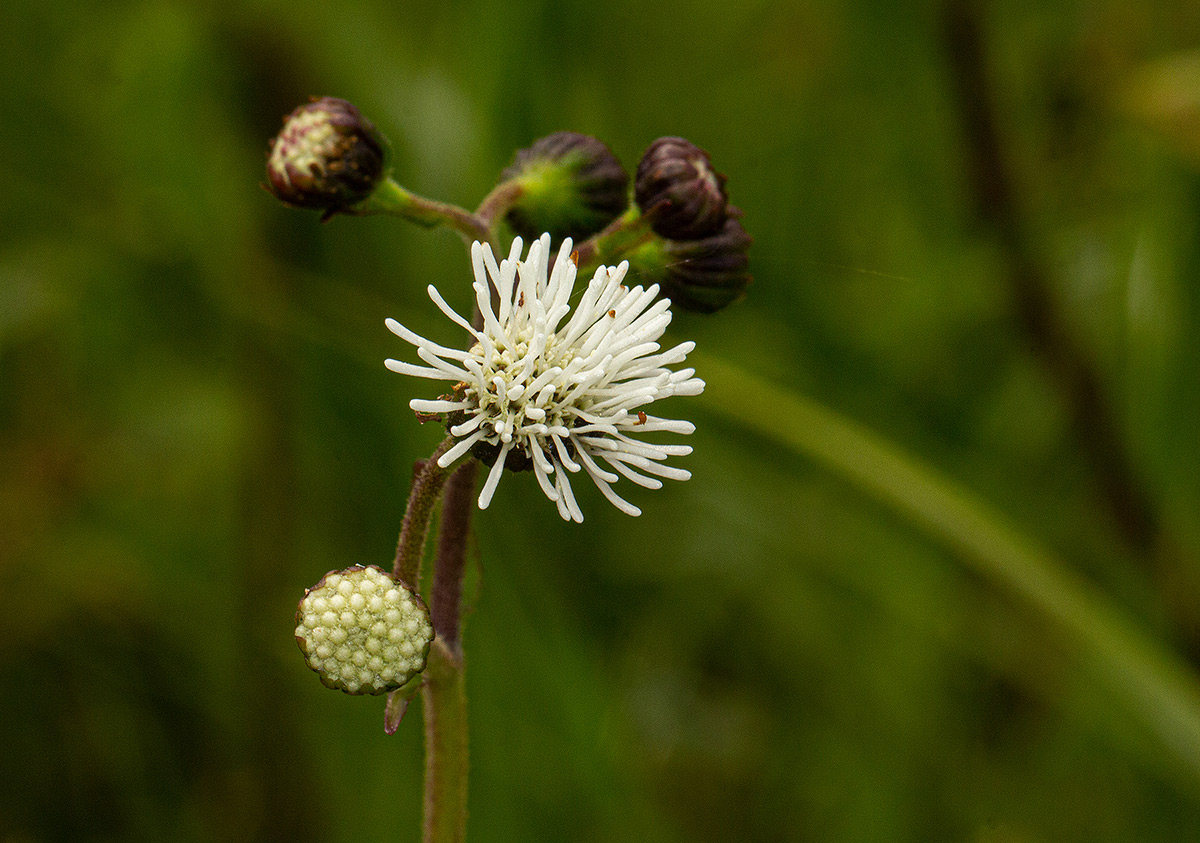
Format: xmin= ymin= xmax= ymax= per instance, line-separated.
xmin=295 ymin=565 xmax=433 ymax=695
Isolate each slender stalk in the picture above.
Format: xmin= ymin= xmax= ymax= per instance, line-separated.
xmin=696 ymin=352 xmax=1200 ymax=792
xmin=421 ymin=461 xmax=477 ymax=842
xmin=355 ymin=178 xmax=491 ymax=245
xmin=431 ymin=462 xmax=479 ymax=655
xmin=422 ymin=638 xmax=468 ymax=843
xmin=474 ymin=180 xmax=525 ymax=229
xmin=394 ymin=437 xmax=456 ymax=587
xmin=572 ymin=207 xmax=656 ymax=276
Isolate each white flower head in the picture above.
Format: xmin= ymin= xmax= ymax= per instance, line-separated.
xmin=385 ymin=233 xmax=705 ymax=522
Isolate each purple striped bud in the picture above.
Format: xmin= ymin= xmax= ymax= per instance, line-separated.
xmin=266 ymin=97 xmax=387 ymax=219
xmin=635 ymin=137 xmax=728 ymax=241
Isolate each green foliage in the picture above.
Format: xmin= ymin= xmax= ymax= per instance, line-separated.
xmin=4 ymin=0 xmax=1200 ymax=840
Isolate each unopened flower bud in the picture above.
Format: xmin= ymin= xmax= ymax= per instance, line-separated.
xmin=295 ymin=565 xmax=433 ymax=695
xmin=630 ymin=211 xmax=752 ymax=314
xmin=634 ymin=137 xmax=728 ymax=241
xmin=500 ymin=132 xmax=629 ymax=242
xmin=266 ymin=97 xmax=387 ymax=218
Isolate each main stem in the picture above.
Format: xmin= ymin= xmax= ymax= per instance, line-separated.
xmin=412 ymin=233 xmax=492 ymax=843
xmin=422 ymin=635 xmax=468 ymax=843
xmin=421 ymin=460 xmax=477 ymax=843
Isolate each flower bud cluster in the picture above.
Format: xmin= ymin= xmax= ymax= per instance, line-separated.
xmin=295 ymin=565 xmax=433 ymax=695
xmin=495 ymin=131 xmax=751 ymax=313
xmin=264 ymin=98 xmax=752 ymax=313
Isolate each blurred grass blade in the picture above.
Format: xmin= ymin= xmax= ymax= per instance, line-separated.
xmin=697 ymin=352 xmax=1200 ymax=792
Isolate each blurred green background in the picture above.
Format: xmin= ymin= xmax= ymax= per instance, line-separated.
xmin=5 ymin=0 xmax=1200 ymax=840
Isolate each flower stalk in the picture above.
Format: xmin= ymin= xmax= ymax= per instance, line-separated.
xmin=571 ymin=207 xmax=657 ymax=276
xmin=431 ymin=462 xmax=478 ymax=654
xmin=356 ymin=178 xmax=493 ymax=246
xmin=418 ymin=460 xmax=477 ymax=842
xmin=422 ymin=638 xmax=468 ymax=843
xmin=474 ymin=180 xmax=526 ymax=230
xmin=394 ymin=437 xmax=457 ymax=587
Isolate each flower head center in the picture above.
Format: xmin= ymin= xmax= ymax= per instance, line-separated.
xmin=464 ymin=327 xmax=580 ymax=442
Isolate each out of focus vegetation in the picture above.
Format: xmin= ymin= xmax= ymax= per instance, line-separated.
xmin=4 ymin=0 xmax=1200 ymax=840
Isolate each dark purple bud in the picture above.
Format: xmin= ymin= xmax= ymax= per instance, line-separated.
xmin=635 ymin=137 xmax=728 ymax=241
xmin=632 ymin=209 xmax=752 ymax=314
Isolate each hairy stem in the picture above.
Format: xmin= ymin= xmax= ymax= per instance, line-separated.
xmin=431 ymin=462 xmax=478 ymax=654
xmin=394 ymin=437 xmax=456 ymax=588
xmin=572 ymin=206 xmax=656 ymax=276
xmin=474 ymin=180 xmax=525 ymax=230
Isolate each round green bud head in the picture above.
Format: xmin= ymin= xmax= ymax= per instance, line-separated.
xmin=501 ymin=132 xmax=629 ymax=242
xmin=266 ymin=97 xmax=387 ymax=218
xmin=295 ymin=565 xmax=433 ymax=695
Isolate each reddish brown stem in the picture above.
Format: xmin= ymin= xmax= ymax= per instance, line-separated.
xmin=430 ymin=461 xmax=478 ymax=656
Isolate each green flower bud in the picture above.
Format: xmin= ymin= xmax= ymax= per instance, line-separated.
xmin=266 ymin=97 xmax=387 ymax=219
xmin=635 ymin=137 xmax=728 ymax=241
xmin=500 ymin=132 xmax=629 ymax=242
xmin=629 ymin=210 xmax=752 ymax=314
xmin=295 ymin=565 xmax=433 ymax=695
